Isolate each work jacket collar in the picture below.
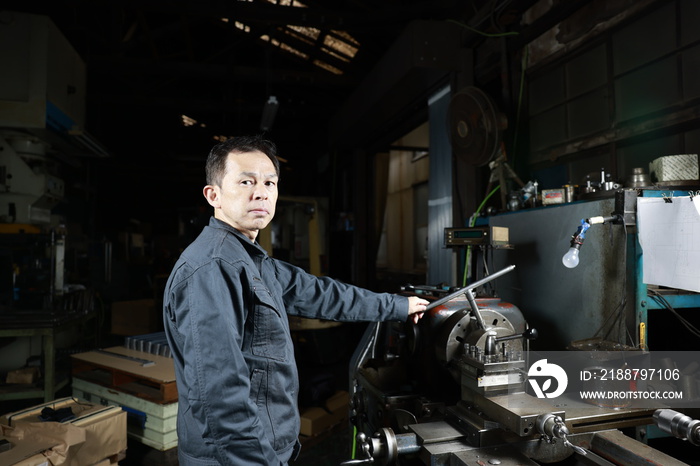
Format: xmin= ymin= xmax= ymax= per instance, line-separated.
xmin=208 ymin=216 xmax=269 ymax=258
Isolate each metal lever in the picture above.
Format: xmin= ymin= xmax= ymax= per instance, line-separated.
xmin=495 ymin=327 xmax=539 ymax=343
xmin=465 ymin=288 xmax=487 ymax=330
xmin=342 ymin=428 xmax=420 ymax=465
xmin=341 ymin=432 xmax=374 ymax=465
xmin=485 ymin=328 xmax=538 ymax=355
xmin=425 ymin=265 xmax=516 ymax=331
xmin=339 ymin=460 xmax=373 ymax=465
xmin=563 ymin=439 xmax=587 ymax=456
xmin=536 ymin=413 xmax=587 ymax=456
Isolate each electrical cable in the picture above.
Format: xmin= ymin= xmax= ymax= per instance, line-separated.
xmin=481 ymin=247 xmax=495 ymax=295
xmin=489 ymin=0 xmax=501 ymax=34
xmin=648 ymin=289 xmax=700 ymax=339
xmin=463 ymin=185 xmax=501 ymax=286
xmin=460 ymin=0 xmax=515 ymax=35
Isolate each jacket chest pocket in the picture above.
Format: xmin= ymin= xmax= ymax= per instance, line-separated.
xmin=250 ymin=286 xmax=289 ymax=362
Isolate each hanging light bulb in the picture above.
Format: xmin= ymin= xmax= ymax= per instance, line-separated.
xmin=562 ymin=219 xmax=590 ymax=269
xmin=562 ymin=215 xmax=621 ymax=269
xmin=562 ymin=246 xmax=580 ymax=268
xmin=260 ymin=96 xmax=279 ymax=131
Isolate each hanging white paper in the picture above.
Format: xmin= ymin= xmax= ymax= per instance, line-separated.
xmin=637 ymin=195 xmax=700 ymax=293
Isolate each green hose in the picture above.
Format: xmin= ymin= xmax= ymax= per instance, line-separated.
xmin=463 ymin=185 xmax=501 ymax=286
xmin=351 ymin=425 xmax=357 ymax=459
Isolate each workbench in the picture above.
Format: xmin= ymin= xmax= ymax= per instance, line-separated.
xmin=0 ymin=308 xmax=96 ymax=402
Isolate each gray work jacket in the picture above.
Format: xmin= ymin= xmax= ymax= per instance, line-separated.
xmin=163 ymin=217 xmax=408 ymax=465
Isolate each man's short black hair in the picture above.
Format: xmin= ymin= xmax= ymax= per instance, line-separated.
xmin=205 ymin=135 xmax=280 ymax=186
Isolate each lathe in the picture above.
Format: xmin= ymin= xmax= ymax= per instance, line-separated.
xmin=344 ymin=265 xmax=699 ymax=465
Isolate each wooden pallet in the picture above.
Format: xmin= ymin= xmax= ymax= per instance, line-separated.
xmin=71 ymin=347 xmax=177 ymax=404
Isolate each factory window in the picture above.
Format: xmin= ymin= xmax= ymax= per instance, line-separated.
xmin=225 ymin=0 xmax=360 ymax=75
xmin=285 ymin=25 xmax=320 ymax=45
xmin=312 ymin=60 xmax=342 ymax=75
xmin=324 ymin=33 xmax=358 ymax=60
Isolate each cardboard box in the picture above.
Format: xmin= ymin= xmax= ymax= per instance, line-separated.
xmin=0 ymin=427 xmax=74 ymax=466
xmin=5 ymin=367 xmax=40 ymax=385
xmin=0 ymin=397 xmax=126 ymax=466
xmin=325 ymin=391 xmax=349 ymax=426
xmin=111 ymin=299 xmax=161 ymax=336
xmin=541 ymin=188 xmax=565 ymax=205
xmin=300 ymin=407 xmax=334 ymax=437
xmin=299 ymin=391 xmax=350 ymax=437
xmin=324 ymin=390 xmax=349 ymax=414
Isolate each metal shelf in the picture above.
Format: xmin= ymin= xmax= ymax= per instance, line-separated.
xmin=0 ymin=310 xmax=96 ymax=402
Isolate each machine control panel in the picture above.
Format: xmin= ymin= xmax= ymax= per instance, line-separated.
xmin=444 ymin=226 xmax=510 ymax=247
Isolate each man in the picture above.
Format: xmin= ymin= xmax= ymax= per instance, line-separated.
xmin=163 ymin=135 xmax=428 ymax=465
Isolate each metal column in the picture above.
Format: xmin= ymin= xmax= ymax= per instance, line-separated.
xmin=427 ymin=85 xmax=454 ymax=285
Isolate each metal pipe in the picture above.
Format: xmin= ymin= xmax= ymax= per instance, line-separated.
xmin=425 ymin=264 xmax=516 ymax=311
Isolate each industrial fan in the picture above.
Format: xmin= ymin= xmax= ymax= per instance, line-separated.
xmin=447 ymin=86 xmax=507 ymax=167
xmin=448 ymin=86 xmax=528 ymax=211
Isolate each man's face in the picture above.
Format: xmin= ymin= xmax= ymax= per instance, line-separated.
xmin=204 ymin=151 xmax=278 ymax=240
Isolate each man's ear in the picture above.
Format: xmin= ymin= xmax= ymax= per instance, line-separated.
xmin=203 ymin=185 xmax=220 ymax=208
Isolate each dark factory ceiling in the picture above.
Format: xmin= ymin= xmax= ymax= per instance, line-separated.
xmin=8 ymin=3 xmax=436 ymax=146
xmin=2 ymin=0 xmax=544 ymax=227
xmin=5 ymin=1 xmax=536 ymax=153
